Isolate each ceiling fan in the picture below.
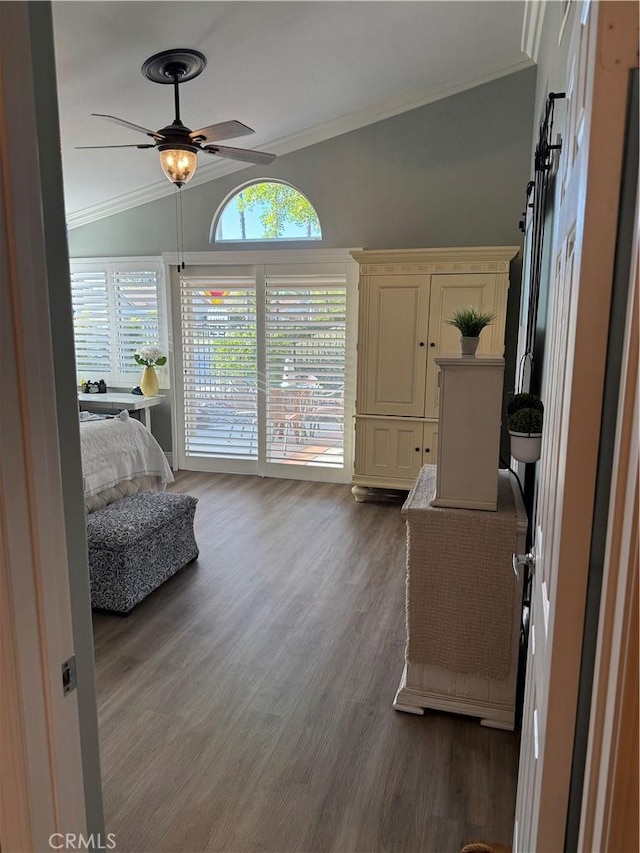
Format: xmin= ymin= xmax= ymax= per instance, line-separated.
xmin=78 ymin=48 xmax=276 ymax=187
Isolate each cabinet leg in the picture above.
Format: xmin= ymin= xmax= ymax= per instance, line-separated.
xmin=393 ymin=695 xmax=425 ymax=715
xmin=392 ymin=666 xmax=426 ymax=714
xmin=351 ymin=485 xmax=370 ymax=502
xmin=351 ymin=484 xmax=406 ymax=503
xmin=480 ymin=717 xmax=515 ymax=731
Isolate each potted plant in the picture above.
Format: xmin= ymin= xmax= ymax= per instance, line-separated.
xmin=446 ymin=306 xmax=496 ymax=357
xmin=507 ymin=393 xmax=544 ymax=463
xmin=134 ymin=345 xmax=167 ymax=397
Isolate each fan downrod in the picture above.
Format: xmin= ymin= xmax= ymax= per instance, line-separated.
xmin=141 ymin=48 xmax=206 ymax=84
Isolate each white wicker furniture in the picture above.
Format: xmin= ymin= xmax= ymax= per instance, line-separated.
xmin=394 ymin=465 xmax=527 ymax=730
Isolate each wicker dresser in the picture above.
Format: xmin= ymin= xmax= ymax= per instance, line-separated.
xmin=393 ymin=464 xmax=527 ymax=729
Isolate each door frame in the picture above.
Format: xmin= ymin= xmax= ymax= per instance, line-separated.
xmin=514 ymin=3 xmax=638 ymax=850
xmin=0 ymin=2 xmax=102 ymax=847
xmin=166 ymin=249 xmax=359 ymax=484
xmin=578 ymin=174 xmax=639 ymax=852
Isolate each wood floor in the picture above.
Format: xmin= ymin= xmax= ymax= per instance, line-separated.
xmin=93 ymin=472 xmax=518 ymax=853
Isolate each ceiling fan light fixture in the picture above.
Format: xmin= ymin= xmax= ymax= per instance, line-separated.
xmin=82 ymin=48 xmax=274 ymax=197
xmin=158 ymin=147 xmax=198 ymax=187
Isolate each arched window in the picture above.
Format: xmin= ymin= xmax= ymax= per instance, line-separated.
xmin=212 ymin=180 xmax=322 ymax=242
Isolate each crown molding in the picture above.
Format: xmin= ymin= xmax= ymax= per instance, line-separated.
xmin=352 ymin=246 xmax=520 ymax=275
xmin=66 ymin=54 xmax=534 ymax=230
xmin=521 ymin=1 xmax=547 ymax=62
xmin=351 ymin=246 xmax=520 ymax=268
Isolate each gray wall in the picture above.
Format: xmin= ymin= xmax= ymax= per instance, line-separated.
xmin=70 ymin=66 xmax=536 ymax=256
xmin=69 ymin=66 xmax=537 ymax=453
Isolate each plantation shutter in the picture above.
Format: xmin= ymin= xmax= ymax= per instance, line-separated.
xmin=70 ymin=266 xmax=112 ymax=378
xmin=264 ymin=272 xmax=347 ymax=467
xmin=112 ymin=264 xmax=162 ymax=378
xmin=70 ymin=258 xmax=165 ymax=387
xmin=180 ymin=273 xmax=258 ymax=459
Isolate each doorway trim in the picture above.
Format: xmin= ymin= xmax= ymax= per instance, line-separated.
xmin=165 ymin=249 xmax=359 ymax=482
xmin=0 ymin=2 xmax=103 ymax=846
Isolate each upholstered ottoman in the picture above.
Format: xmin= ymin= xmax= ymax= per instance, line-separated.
xmin=87 ymin=492 xmax=198 ymax=613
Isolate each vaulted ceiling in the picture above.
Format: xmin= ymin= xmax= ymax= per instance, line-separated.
xmin=53 ymin=1 xmax=532 ymax=226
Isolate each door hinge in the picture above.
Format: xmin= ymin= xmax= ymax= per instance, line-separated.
xmin=62 ymin=655 xmax=77 ymax=696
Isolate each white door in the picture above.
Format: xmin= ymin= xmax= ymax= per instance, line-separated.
xmin=175 ymin=260 xmax=356 ymax=483
xmin=178 ymin=266 xmax=259 ymax=463
xmin=357 ymin=416 xmax=425 ymax=482
xmin=360 ymin=275 xmax=431 ymax=417
xmin=514 ymin=3 xmax=635 ymax=850
xmin=424 ymin=273 xmax=502 ymax=418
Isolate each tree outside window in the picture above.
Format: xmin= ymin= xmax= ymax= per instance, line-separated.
xmin=214 ymin=181 xmax=322 ymax=242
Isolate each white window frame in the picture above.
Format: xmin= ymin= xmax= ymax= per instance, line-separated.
xmin=210 ymin=178 xmax=323 ymax=244
xmin=69 ymin=256 xmax=169 ymax=389
xmin=165 ymin=249 xmax=360 ymax=484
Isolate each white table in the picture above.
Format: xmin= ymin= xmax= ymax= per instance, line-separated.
xmin=78 ymin=393 xmax=164 ymax=429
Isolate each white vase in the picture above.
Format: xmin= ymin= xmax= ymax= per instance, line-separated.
xmin=509 ymin=432 xmax=542 ymax=463
xmin=460 ymin=336 xmax=479 ymax=357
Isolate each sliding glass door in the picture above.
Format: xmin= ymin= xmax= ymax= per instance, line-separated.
xmin=174 ymin=258 xmax=356 ymax=483
xmin=265 ymin=270 xmax=346 ymax=468
xmin=181 ymin=271 xmax=258 ymax=460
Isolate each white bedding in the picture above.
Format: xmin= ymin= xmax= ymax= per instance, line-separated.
xmin=80 ymin=411 xmax=174 ymax=498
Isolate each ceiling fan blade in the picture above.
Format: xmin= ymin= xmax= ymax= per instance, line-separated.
xmin=203 ymin=144 xmax=276 ymax=165
xmin=190 ymin=120 xmax=254 ymax=142
xmin=76 ymin=143 xmax=156 ymax=149
xmin=92 ymin=113 xmax=164 ymax=140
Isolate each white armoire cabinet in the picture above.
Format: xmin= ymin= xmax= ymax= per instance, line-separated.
xmin=351 ymin=247 xmax=518 ymax=499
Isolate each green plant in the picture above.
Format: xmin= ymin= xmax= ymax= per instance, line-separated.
xmin=507 ymin=392 xmax=544 ymax=418
xmin=446 ymin=306 xmax=496 ymax=337
xmin=508 ymin=407 xmax=543 ymax=434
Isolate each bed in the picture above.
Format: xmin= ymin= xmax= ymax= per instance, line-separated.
xmin=80 ymin=410 xmax=174 ymax=512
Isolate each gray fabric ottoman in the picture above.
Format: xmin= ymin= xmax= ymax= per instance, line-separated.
xmin=87 ymin=492 xmax=199 ymax=613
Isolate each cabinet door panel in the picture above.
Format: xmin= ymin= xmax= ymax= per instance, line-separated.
xmin=359 ymin=418 xmax=423 ymax=481
xmin=422 ymin=421 xmax=439 ymax=465
xmin=361 ymin=276 xmax=430 ymax=416
xmin=425 ymin=274 xmax=500 ymax=419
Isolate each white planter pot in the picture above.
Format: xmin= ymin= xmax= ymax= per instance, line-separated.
xmin=460 ymin=336 xmax=479 ymax=357
xmin=509 ymin=431 xmax=542 ymax=463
